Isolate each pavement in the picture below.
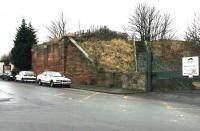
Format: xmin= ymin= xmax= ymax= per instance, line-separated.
xmin=71 ymin=84 xmax=200 ymax=106
xmin=71 ymin=84 xmax=144 ymax=94
xmin=71 ymin=83 xmax=200 ymax=94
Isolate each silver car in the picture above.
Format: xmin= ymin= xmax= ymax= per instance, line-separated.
xmin=37 ymin=71 xmax=71 ymax=87
xmin=15 ymin=71 xmax=36 ymax=82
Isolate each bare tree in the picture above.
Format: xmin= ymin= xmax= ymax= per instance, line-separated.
xmin=185 ymin=13 xmax=200 ymax=45
xmin=0 ymin=53 xmax=10 ymax=63
xmin=45 ymin=11 xmax=69 ymax=39
xmin=128 ymin=3 xmax=173 ymax=42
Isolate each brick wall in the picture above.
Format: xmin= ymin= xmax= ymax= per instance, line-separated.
xmin=32 ymin=37 xmax=146 ymax=90
xmin=32 ymin=37 xmax=97 ymax=85
xmin=65 ymin=43 xmax=97 ymax=85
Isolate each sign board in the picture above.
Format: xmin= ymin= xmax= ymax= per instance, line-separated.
xmin=182 ymin=56 xmax=199 ymax=76
xmin=3 ymin=64 xmax=11 ymax=73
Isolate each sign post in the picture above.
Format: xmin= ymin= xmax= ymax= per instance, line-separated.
xmin=182 ymin=56 xmax=199 ymax=78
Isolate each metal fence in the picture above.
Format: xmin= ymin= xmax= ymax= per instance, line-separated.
xmin=149 ymin=41 xmax=200 ymax=91
xmin=136 ymin=40 xmax=200 ymax=91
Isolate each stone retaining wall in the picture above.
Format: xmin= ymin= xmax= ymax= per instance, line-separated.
xmin=32 ymin=37 xmax=146 ymax=91
xmin=121 ymin=72 xmax=146 ymax=91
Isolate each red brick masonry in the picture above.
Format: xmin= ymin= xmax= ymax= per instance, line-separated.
xmin=32 ymin=37 xmax=97 ymax=85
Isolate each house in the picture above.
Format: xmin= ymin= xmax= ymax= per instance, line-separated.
xmin=0 ymin=62 xmax=14 ymax=75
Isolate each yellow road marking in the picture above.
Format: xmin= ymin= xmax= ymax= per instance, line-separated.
xmin=173 ymin=107 xmax=200 ymax=111
xmin=123 ymin=96 xmax=128 ymax=103
xmin=123 ymin=96 xmax=128 ymax=100
xmin=170 ymin=120 xmax=178 ymax=122
xmin=163 ymin=102 xmax=200 ymax=111
xmin=44 ymin=93 xmax=52 ymax=96
xmin=68 ymin=97 xmax=72 ymax=100
xmin=120 ymin=96 xmax=129 ymax=112
xmin=162 ymin=102 xmax=174 ymax=110
xmin=81 ymin=92 xmax=98 ymax=101
xmin=54 ymin=93 xmax=65 ymax=97
xmin=122 ymin=109 xmax=127 ymax=112
xmin=166 ymin=105 xmax=174 ymax=110
xmin=120 ymin=104 xmax=126 ymax=107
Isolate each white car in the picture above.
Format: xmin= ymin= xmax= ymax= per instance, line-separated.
xmin=37 ymin=71 xmax=71 ymax=87
xmin=15 ymin=71 xmax=36 ymax=82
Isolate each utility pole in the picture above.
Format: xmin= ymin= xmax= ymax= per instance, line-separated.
xmin=63 ymin=36 xmax=68 ymax=76
xmin=145 ymin=41 xmax=152 ymax=92
xmin=133 ymin=35 xmax=138 ymax=72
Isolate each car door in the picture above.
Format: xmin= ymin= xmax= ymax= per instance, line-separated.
xmin=43 ymin=72 xmax=52 ymax=84
xmin=19 ymin=72 xmax=25 ymax=81
xmin=16 ymin=72 xmax=23 ymax=81
xmin=41 ymin=72 xmax=48 ymax=83
xmin=45 ymin=72 xmax=52 ymax=84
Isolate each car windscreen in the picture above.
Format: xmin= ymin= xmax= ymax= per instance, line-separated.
xmin=7 ymin=72 xmax=12 ymax=75
xmin=25 ymin=72 xmax=35 ymax=76
xmin=49 ymin=72 xmax=62 ymax=77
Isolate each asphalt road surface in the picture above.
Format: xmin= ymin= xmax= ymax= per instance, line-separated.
xmin=0 ymin=80 xmax=200 ymax=131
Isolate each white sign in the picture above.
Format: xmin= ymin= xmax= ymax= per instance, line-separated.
xmin=182 ymin=56 xmax=199 ymax=76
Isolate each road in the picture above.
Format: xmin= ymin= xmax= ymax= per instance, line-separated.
xmin=0 ymin=80 xmax=200 ymax=131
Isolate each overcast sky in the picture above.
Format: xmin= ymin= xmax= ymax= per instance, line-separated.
xmin=0 ymin=0 xmax=200 ymax=57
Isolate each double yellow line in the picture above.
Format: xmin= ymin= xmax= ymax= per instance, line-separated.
xmin=80 ymin=92 xmax=98 ymax=102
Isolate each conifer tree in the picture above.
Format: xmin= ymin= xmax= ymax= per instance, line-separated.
xmin=11 ymin=19 xmax=37 ymax=70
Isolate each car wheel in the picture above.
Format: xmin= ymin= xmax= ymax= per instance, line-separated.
xmin=38 ymin=80 xmax=42 ymax=86
xmin=21 ymin=78 xmax=24 ymax=83
xmin=50 ymin=81 xmax=54 ymax=87
xmin=66 ymin=84 xmax=70 ymax=88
